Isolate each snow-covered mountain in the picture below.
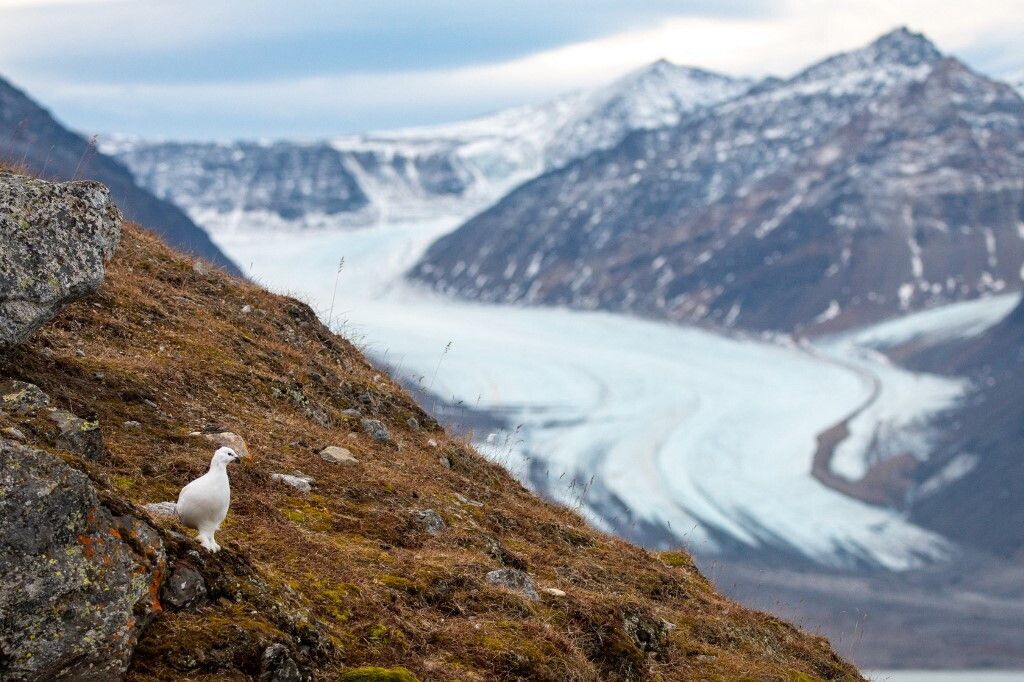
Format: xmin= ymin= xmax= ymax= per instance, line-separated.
xmin=105 ymin=62 xmax=751 ymax=234
xmin=411 ymin=28 xmax=1024 ymax=332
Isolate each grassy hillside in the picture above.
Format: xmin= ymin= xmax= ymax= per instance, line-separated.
xmin=0 ymin=221 xmax=862 ymax=681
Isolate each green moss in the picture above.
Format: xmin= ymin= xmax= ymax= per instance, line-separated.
xmin=283 ymin=501 xmax=333 ymax=531
xmin=112 ymin=475 xmax=134 ymax=491
xmin=367 ymin=622 xmax=406 ymax=648
xmin=376 ymin=574 xmax=417 ymax=593
xmin=338 ymin=667 xmax=419 ymax=682
xmin=658 ymin=551 xmax=695 ymax=569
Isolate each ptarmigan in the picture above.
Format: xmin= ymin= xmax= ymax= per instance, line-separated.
xmin=174 ymin=446 xmax=240 ymax=552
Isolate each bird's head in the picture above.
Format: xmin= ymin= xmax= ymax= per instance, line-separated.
xmin=213 ymin=446 xmax=241 ymax=466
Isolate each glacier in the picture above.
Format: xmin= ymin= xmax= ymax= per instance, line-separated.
xmin=211 ymin=216 xmax=1016 ymax=571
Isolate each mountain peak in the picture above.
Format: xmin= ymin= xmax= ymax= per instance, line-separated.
xmin=868 ymin=26 xmax=942 ymax=66
xmin=792 ymin=26 xmax=943 ymax=85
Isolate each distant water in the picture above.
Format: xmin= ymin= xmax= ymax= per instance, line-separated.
xmin=868 ymin=672 xmax=1024 ymax=682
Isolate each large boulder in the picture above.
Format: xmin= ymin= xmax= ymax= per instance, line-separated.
xmin=0 ymin=172 xmax=122 ymax=351
xmin=0 ymin=438 xmax=165 ymax=680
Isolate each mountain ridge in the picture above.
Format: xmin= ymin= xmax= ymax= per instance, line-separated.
xmin=409 ymin=28 xmax=1024 ymax=333
xmin=105 ymin=60 xmax=751 ymax=235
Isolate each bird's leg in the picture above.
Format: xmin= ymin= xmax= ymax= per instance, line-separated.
xmin=197 ymin=530 xmax=218 ymax=553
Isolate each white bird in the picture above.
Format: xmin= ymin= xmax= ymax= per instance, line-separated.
xmin=174 ymin=446 xmax=241 ymax=552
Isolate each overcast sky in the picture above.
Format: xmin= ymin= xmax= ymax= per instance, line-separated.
xmin=0 ymin=0 xmax=1021 ymax=140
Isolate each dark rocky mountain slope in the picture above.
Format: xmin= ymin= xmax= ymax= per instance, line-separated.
xmin=0 ymin=74 xmax=239 ymax=274
xmin=901 ymin=296 xmax=1024 ymax=559
xmin=410 ymin=29 xmax=1024 ymax=333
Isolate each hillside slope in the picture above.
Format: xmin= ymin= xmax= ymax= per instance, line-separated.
xmin=0 ymin=219 xmax=861 ymax=680
xmin=0 ymin=74 xmax=239 ymax=274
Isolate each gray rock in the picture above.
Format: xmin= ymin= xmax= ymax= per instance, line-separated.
xmin=484 ymin=568 xmax=539 ymax=601
xmin=0 ymin=379 xmax=50 ymax=415
xmin=0 ymin=172 xmax=122 ymax=350
xmin=454 ymin=492 xmax=483 ymax=507
xmin=0 ymin=438 xmax=164 ymax=680
xmin=123 ymin=420 xmax=142 ymax=429
xmin=47 ymin=408 xmax=105 ymax=461
xmin=622 ymin=608 xmax=671 ymax=657
xmin=319 ymin=445 xmax=358 ymax=464
xmin=272 ymin=472 xmax=313 ymax=493
xmin=406 ymin=417 xmax=420 ymax=430
xmin=412 ymin=509 xmax=446 ymax=535
xmin=161 ymin=564 xmax=208 ymax=609
xmin=341 ymin=408 xmax=361 ymax=417
xmin=360 ymin=418 xmax=391 ymax=443
xmin=189 ymin=430 xmax=250 ymax=459
xmin=144 ymin=501 xmax=179 ymax=519
xmin=258 ymin=643 xmax=302 ymax=682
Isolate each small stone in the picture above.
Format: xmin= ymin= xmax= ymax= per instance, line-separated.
xmin=485 ymin=568 xmax=539 ymax=601
xmin=0 ymin=380 xmax=50 ymax=416
xmin=454 ymin=492 xmax=483 ymax=507
xmin=144 ymin=501 xmax=178 ymax=519
xmin=161 ymin=565 xmax=207 ymax=609
xmin=438 ymin=455 xmax=451 ymax=469
xmin=347 ymin=432 xmax=358 ymax=440
xmin=271 ymin=473 xmax=312 ymax=493
xmin=93 ymin=372 xmax=105 ymax=380
xmin=341 ymin=408 xmax=360 ymax=417
xmin=427 ymin=438 xmax=439 ymax=448
xmin=319 ymin=446 xmax=358 ymax=464
xmin=412 ymin=509 xmax=446 ymax=534
xmin=123 ymin=420 xmax=142 ymax=429
xmin=2 ymin=426 xmax=26 ymax=442
xmin=189 ymin=430 xmax=250 ymax=459
xmin=47 ymin=408 xmax=105 ymax=461
xmin=622 ymin=608 xmax=672 ymax=656
xmin=258 ymin=643 xmax=302 ymax=682
xmin=75 ymin=348 xmax=86 ymax=358
xmin=360 ymin=418 xmax=391 ymax=443
xmin=241 ymin=304 xmax=253 ymax=314
xmin=406 ymin=417 xmax=420 ymax=430
xmin=542 ymin=587 xmax=567 ymax=598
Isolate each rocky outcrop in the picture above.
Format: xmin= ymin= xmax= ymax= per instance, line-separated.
xmin=0 ymin=438 xmax=165 ymax=681
xmin=0 ymin=172 xmax=122 ymax=350
xmin=484 ymin=568 xmax=539 ymax=601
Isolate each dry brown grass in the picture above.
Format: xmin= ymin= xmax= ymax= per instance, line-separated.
xmin=0 ymin=222 xmax=864 ymax=681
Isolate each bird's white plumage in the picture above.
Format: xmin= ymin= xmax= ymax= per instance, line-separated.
xmin=175 ymin=446 xmax=239 ymax=552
